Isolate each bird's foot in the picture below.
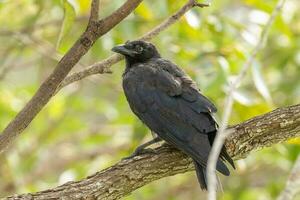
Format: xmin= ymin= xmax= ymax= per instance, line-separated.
xmin=122 ymin=148 xmax=157 ymax=160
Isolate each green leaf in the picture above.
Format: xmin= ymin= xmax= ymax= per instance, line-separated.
xmin=56 ymin=0 xmax=76 ymax=52
xmin=135 ymin=3 xmax=153 ymax=20
xmin=232 ymin=90 xmax=254 ymax=106
xmin=252 ymin=60 xmax=272 ymax=104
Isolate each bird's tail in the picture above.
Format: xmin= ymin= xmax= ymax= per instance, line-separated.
xmin=193 ymin=160 xmax=223 ymax=191
xmin=193 ymin=160 xmax=207 ymax=190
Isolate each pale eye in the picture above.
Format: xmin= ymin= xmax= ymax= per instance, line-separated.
xmin=136 ymin=45 xmax=143 ymax=52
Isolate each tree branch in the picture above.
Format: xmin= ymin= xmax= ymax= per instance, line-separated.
xmin=6 ymin=104 xmax=300 ymax=200
xmin=57 ymin=0 xmax=209 ymax=91
xmin=0 ymin=0 xmax=144 ymax=154
xmin=88 ymin=0 xmax=100 ymax=24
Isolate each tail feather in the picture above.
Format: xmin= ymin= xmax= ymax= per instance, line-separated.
xmin=193 ymin=160 xmax=207 ymax=190
xmin=194 ymin=160 xmax=225 ymax=191
xmin=220 ymin=146 xmax=235 ymax=169
xmin=208 ymin=130 xmax=235 ymax=170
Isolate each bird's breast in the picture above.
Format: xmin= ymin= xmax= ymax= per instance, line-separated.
xmin=122 ymin=66 xmax=158 ymax=115
xmin=123 ymin=65 xmax=157 ymax=87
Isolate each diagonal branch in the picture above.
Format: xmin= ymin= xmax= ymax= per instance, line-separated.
xmin=6 ymin=104 xmax=300 ymax=200
xmin=57 ymin=0 xmax=209 ymax=91
xmin=0 ymin=0 xmax=144 ymax=154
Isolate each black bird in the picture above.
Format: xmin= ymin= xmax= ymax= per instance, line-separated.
xmin=112 ymin=40 xmax=235 ymax=190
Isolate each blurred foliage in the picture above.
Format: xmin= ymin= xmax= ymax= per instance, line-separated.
xmin=0 ymin=0 xmax=299 ymax=199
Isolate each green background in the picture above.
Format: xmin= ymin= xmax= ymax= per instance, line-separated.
xmin=0 ymin=0 xmax=299 ymax=199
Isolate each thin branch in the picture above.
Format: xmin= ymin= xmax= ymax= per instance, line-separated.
xmin=0 ymin=65 xmax=12 ymax=81
xmin=194 ymin=3 xmax=210 ymax=8
xmin=88 ymin=0 xmax=100 ymax=24
xmin=0 ymin=45 xmax=25 ymax=81
xmin=57 ymin=0 xmax=209 ymax=91
xmin=277 ymin=155 xmax=300 ymax=200
xmin=0 ymin=59 xmax=40 ymax=83
xmin=6 ymin=104 xmax=300 ymax=200
xmin=206 ymin=0 xmax=286 ymax=199
xmin=0 ymin=16 xmax=89 ymax=37
xmin=13 ymin=33 xmax=63 ymax=62
xmin=0 ymin=0 xmax=144 ymax=154
xmin=57 ymin=54 xmax=120 ymax=92
xmin=12 ymin=32 xmax=86 ymax=69
xmin=23 ymin=144 xmax=128 ymax=185
xmin=139 ymin=0 xmax=208 ymax=41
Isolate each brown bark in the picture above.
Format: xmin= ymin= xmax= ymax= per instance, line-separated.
xmin=5 ymin=104 xmax=300 ymax=200
xmin=0 ymin=0 xmax=144 ymax=153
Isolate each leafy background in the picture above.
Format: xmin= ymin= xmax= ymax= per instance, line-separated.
xmin=0 ymin=0 xmax=299 ymax=199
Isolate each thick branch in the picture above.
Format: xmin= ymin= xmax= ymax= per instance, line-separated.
xmin=0 ymin=0 xmax=143 ymax=153
xmin=6 ymin=104 xmax=300 ymax=200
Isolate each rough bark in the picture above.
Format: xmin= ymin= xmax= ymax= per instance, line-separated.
xmin=0 ymin=0 xmax=144 ymax=153
xmin=5 ymin=104 xmax=300 ymax=200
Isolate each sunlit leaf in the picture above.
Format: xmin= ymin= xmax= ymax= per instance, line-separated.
xmin=217 ymin=56 xmax=230 ymax=76
xmin=185 ymin=10 xmax=201 ymax=28
xmin=249 ymin=9 xmax=269 ymax=25
xmin=56 ymin=0 xmax=76 ymax=52
xmin=135 ymin=3 xmax=153 ymax=20
xmin=77 ymin=0 xmax=90 ymax=14
xmin=288 ymin=138 xmax=300 ymax=145
xmin=47 ymin=95 xmax=66 ymax=119
xmin=232 ymin=90 xmax=254 ymax=106
xmin=252 ymin=60 xmax=272 ymax=104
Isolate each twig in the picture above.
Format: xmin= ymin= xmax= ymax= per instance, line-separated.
xmin=206 ymin=0 xmax=287 ymax=199
xmin=277 ymin=155 xmax=300 ymax=200
xmin=194 ymin=3 xmax=210 ymax=8
xmin=23 ymin=143 xmax=128 ymax=185
xmin=57 ymin=0 xmax=209 ymax=91
xmin=0 ymin=16 xmax=89 ymax=37
xmin=88 ymin=0 xmax=100 ymax=24
xmin=0 ymin=0 xmax=144 ymax=154
xmin=0 ymin=45 xmax=24 ymax=81
xmin=57 ymin=54 xmax=120 ymax=92
xmin=140 ymin=0 xmax=208 ymax=41
xmin=6 ymin=104 xmax=300 ymax=199
xmin=13 ymin=33 xmax=63 ymax=62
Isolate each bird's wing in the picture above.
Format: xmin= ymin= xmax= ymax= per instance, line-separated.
xmin=156 ymin=59 xmax=218 ymax=132
xmin=123 ymin=61 xmax=229 ymax=175
xmin=159 ymin=59 xmax=218 ymax=113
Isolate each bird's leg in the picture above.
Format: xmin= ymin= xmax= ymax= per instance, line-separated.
xmin=134 ymin=137 xmax=162 ymax=154
xmin=123 ymin=137 xmax=162 ymax=160
xmin=150 ymin=130 xmax=157 ymax=138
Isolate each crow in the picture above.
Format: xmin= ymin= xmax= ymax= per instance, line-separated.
xmin=112 ymin=40 xmax=235 ymax=190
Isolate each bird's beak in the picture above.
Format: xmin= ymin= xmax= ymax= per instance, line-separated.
xmin=111 ymin=45 xmax=136 ymax=57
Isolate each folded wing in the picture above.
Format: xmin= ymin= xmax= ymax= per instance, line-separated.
xmin=123 ymin=60 xmax=232 ymax=175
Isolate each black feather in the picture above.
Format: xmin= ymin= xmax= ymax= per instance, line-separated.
xmin=112 ymin=40 xmax=235 ymax=190
xmin=193 ymin=160 xmax=208 ymax=190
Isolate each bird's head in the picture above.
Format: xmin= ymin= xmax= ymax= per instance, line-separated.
xmin=111 ymin=40 xmax=160 ymax=64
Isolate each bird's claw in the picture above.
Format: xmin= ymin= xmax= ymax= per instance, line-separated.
xmin=122 ymin=148 xmax=157 ymax=160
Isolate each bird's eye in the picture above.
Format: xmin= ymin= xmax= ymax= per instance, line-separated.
xmin=136 ymin=45 xmax=143 ymax=52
